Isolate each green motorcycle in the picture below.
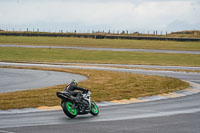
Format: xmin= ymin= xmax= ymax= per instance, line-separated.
xmin=57 ymin=90 xmax=99 ymax=118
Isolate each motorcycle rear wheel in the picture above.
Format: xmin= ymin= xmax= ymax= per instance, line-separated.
xmin=90 ymin=102 xmax=99 ymax=116
xmin=62 ymin=101 xmax=78 ymax=118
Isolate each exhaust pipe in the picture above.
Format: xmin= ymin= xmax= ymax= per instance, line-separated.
xmin=56 ymin=91 xmax=76 ymax=101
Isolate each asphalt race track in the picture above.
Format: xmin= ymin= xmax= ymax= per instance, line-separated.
xmin=1 ymin=96 xmax=200 ymax=133
xmin=0 ymin=62 xmax=200 ymax=133
xmin=0 ymin=68 xmax=87 ymax=93
xmin=1 ymin=44 xmax=200 ymax=54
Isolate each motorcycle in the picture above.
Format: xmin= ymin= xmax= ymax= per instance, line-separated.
xmin=56 ymin=90 xmax=99 ymax=118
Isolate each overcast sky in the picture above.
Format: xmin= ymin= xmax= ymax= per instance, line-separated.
xmin=0 ymin=0 xmax=199 ymax=33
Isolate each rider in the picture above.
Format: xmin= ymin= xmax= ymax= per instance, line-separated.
xmin=64 ymin=80 xmax=88 ymax=103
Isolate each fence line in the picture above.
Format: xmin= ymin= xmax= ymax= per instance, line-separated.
xmin=0 ymin=32 xmax=199 ymax=42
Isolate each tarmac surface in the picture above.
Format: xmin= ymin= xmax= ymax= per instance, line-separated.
xmin=2 ymin=112 xmax=199 ymax=133
xmin=1 ymin=44 xmax=200 ymax=54
xmin=63 ymin=63 xmax=200 ymax=70
xmin=0 ymin=62 xmax=200 ymax=133
xmin=0 ymin=92 xmax=200 ymax=133
xmin=0 ymin=68 xmax=87 ymax=93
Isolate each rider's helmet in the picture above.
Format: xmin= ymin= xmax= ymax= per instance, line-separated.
xmin=71 ymin=79 xmax=78 ymax=86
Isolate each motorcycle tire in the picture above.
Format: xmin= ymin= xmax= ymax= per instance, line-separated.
xmin=62 ymin=101 xmax=78 ymax=118
xmin=90 ymin=102 xmax=99 ymax=116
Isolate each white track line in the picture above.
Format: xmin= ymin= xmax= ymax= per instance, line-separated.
xmin=0 ymin=130 xmax=15 ymax=133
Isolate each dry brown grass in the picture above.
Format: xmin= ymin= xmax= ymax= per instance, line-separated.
xmin=0 ymin=66 xmax=189 ymax=110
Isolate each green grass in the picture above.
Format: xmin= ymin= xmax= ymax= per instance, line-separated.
xmin=0 ymin=47 xmax=200 ymax=66
xmin=0 ymin=36 xmax=200 ymax=51
xmin=0 ymin=67 xmax=189 ymax=110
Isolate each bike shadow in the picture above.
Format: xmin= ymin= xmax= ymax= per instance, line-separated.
xmin=61 ymin=114 xmax=100 ymax=122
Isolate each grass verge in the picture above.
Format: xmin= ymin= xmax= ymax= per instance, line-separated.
xmin=0 ymin=66 xmax=189 ymax=110
xmin=0 ymin=36 xmax=200 ymax=51
xmin=0 ymin=47 xmax=200 ymax=66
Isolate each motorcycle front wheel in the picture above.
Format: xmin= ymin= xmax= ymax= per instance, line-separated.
xmin=90 ymin=102 xmax=99 ymax=116
xmin=62 ymin=101 xmax=78 ymax=118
